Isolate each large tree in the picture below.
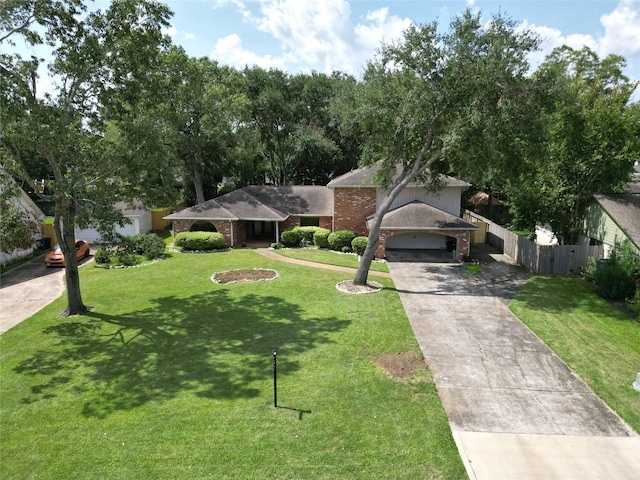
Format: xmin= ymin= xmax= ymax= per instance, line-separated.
xmin=1 ymin=0 xmax=176 ymax=315
xmin=504 ymin=46 xmax=639 ymax=243
xmin=152 ymin=48 xmax=248 ymax=204
xmin=335 ymin=10 xmax=539 ymax=285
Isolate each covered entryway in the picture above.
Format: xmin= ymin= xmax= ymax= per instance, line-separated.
xmin=246 ymin=221 xmax=276 ymax=242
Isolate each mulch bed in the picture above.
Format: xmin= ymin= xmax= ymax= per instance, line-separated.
xmin=211 ymin=268 xmax=279 ymax=284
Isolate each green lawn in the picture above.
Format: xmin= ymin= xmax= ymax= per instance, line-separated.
xmin=271 ymin=247 xmax=390 ymax=273
xmin=0 ymin=249 xmax=464 ymax=479
xmin=510 ymin=276 xmax=640 ymax=433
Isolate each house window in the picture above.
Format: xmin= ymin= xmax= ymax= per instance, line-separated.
xmin=300 ymin=217 xmax=320 ymax=227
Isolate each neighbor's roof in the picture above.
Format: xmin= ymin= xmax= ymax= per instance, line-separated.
xmin=164 ymin=185 xmax=333 ymax=222
xmin=367 ymin=201 xmax=478 ymax=231
xmin=594 ymin=193 xmax=640 ymax=248
xmin=327 ymin=165 xmax=470 ymax=188
xmin=468 ymin=191 xmax=503 ymax=206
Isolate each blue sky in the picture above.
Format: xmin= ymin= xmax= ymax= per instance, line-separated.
xmin=161 ymin=0 xmax=640 ymax=81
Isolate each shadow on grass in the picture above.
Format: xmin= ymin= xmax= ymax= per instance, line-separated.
xmin=14 ymin=290 xmax=350 ymax=418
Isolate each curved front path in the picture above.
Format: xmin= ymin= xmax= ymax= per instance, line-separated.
xmin=388 ymin=246 xmax=640 ymax=479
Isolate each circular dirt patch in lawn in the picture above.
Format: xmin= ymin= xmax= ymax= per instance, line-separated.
xmin=336 ymin=280 xmax=383 ymax=294
xmin=376 ymin=351 xmax=425 ymax=378
xmin=211 ymin=268 xmax=279 ymax=284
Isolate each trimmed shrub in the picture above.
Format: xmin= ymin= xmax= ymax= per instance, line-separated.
xmin=280 ymin=229 xmax=303 ymax=248
xmin=270 ymin=242 xmax=283 ymax=249
xmin=296 ymin=226 xmax=321 ymax=242
xmin=94 ymin=247 xmax=111 ymax=264
xmin=123 ymin=233 xmax=165 ymax=260
xmin=328 ymin=230 xmax=356 ymax=251
xmin=115 ymin=251 xmax=137 ymax=266
xmin=175 ymin=232 xmax=226 ymax=251
xmin=341 ymin=246 xmax=352 ymax=253
xmin=313 ymin=228 xmax=331 ymax=248
xmin=351 ymin=236 xmax=368 ymax=256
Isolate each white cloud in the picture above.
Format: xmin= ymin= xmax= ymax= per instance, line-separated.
xmin=212 ymin=0 xmax=412 ymax=75
xmin=210 ymin=33 xmax=286 ymax=70
xmin=599 ymin=0 xmax=640 ymax=60
xmin=522 ymin=0 xmax=640 ymax=77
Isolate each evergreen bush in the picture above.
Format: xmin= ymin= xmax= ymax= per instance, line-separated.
xmin=313 ymin=228 xmax=331 ymax=248
xmin=280 ymin=229 xmax=303 ymax=247
xmin=94 ymin=247 xmax=111 ymax=264
xmin=351 ymin=236 xmax=368 ymax=256
xmin=328 ymin=230 xmax=356 ymax=251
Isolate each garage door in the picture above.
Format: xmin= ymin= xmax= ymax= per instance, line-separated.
xmin=385 ymin=232 xmax=446 ymax=250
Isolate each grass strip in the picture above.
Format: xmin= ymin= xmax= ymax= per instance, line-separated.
xmin=510 ymin=276 xmax=640 ymax=433
xmin=271 ymin=247 xmax=389 ymax=273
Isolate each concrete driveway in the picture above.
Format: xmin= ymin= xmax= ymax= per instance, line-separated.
xmin=0 ymin=255 xmax=67 ymax=333
xmin=388 ymin=244 xmax=640 ymax=479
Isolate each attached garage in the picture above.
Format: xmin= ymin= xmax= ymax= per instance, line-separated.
xmin=385 ymin=232 xmax=447 ymax=250
xmin=367 ymin=201 xmax=478 ymax=260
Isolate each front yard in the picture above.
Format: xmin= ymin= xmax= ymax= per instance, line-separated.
xmin=0 ymin=249 xmax=465 ymax=479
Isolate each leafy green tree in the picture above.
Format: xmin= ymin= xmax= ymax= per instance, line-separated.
xmin=505 ymin=46 xmax=639 ymax=244
xmin=335 ymin=10 xmax=539 ymax=285
xmin=0 ymin=166 xmax=40 ymax=252
xmin=1 ymin=0 xmax=176 ymax=315
xmin=243 ymin=68 xmax=350 ymax=186
xmin=152 ymin=48 xmax=249 ymax=204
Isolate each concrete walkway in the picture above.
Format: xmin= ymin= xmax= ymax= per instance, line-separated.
xmin=0 ymin=255 xmax=66 ymax=334
xmin=387 ymin=245 xmax=640 ymax=479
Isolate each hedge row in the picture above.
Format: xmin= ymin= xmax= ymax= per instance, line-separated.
xmin=175 ymin=231 xmax=226 ymax=251
xmin=279 ymin=227 xmax=369 ymax=255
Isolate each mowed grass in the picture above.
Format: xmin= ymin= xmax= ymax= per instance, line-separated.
xmin=271 ymin=247 xmax=389 ymax=273
xmin=0 ymin=249 xmax=464 ymax=479
xmin=509 ymin=276 xmax=640 ymax=433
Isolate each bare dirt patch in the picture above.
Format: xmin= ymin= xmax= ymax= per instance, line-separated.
xmin=211 ymin=268 xmax=278 ymax=284
xmin=336 ymin=280 xmax=383 ymax=294
xmin=376 ymin=351 xmax=425 ymax=378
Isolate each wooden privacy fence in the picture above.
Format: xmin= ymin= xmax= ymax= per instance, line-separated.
xmin=463 ymin=210 xmax=604 ymax=275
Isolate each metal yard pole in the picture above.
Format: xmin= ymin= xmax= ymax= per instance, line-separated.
xmin=272 ymin=348 xmax=278 ymax=408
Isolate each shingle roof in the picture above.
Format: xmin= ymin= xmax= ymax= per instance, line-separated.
xmin=327 ymin=165 xmax=470 ymax=188
xmin=164 ymin=185 xmax=333 ymax=222
xmin=367 ymin=201 xmax=478 ymax=231
xmin=594 ymin=193 xmax=640 ymax=248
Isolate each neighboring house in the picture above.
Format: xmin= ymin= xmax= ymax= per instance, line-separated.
xmin=0 ymin=182 xmax=46 ymax=265
xmin=580 ymin=193 xmax=640 ymax=257
xmin=74 ymin=201 xmax=153 ymax=244
xmin=166 ymin=166 xmax=477 ymax=259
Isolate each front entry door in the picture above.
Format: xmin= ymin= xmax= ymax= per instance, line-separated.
xmin=247 ymin=221 xmax=275 ymax=241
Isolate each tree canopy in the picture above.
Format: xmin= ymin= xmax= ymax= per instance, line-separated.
xmin=335 ymin=9 xmax=539 ymax=284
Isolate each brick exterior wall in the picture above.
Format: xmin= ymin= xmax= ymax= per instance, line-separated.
xmin=333 ymin=187 xmax=377 ymax=236
xmin=376 ymin=230 xmax=471 ymax=259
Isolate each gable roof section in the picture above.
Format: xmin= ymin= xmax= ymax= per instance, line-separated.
xmin=367 ymin=201 xmax=477 ymax=231
xmin=164 ymin=185 xmax=333 ymax=222
xmin=593 ymin=193 xmax=640 ymax=249
xmin=327 ymin=165 xmax=470 ymax=188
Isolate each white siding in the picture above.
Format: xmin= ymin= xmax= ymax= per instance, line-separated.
xmin=379 ymin=186 xmax=463 ymax=215
xmin=75 ymin=213 xmax=151 ymax=244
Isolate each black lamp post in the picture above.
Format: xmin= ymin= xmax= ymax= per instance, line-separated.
xmin=272 ymin=348 xmax=278 ymax=408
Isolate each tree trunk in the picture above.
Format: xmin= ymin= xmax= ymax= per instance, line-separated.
xmin=191 ymin=154 xmax=205 ymax=204
xmin=54 ymin=202 xmax=90 ymax=316
xmin=353 ymin=141 xmax=441 ymax=285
